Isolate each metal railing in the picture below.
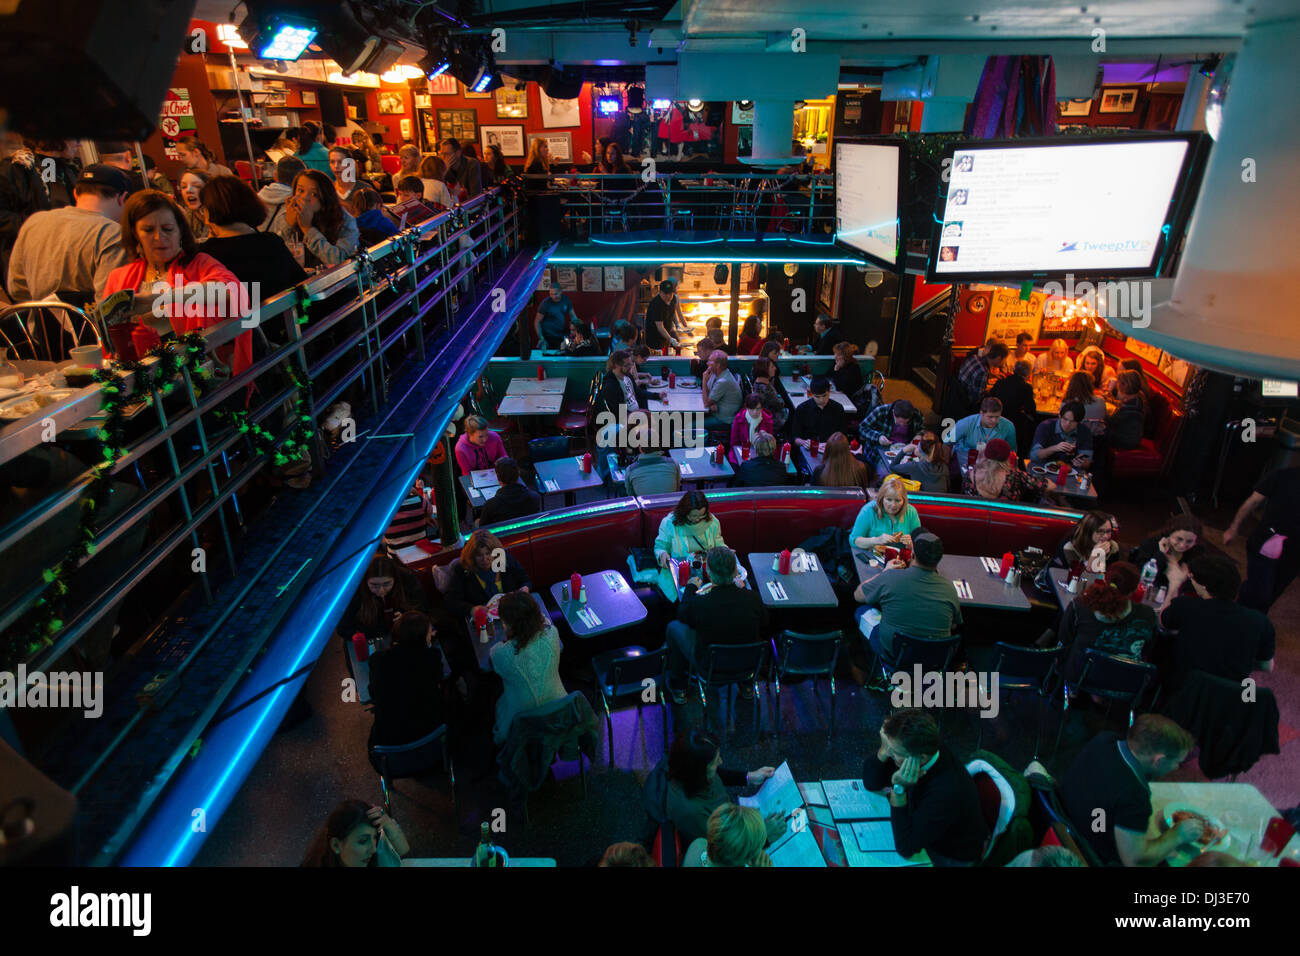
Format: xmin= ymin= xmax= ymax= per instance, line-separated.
xmin=519 ymin=171 xmax=835 ymax=238
xmin=0 ymin=187 xmax=521 ymax=673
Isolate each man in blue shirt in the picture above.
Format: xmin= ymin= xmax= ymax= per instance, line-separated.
xmin=533 ymin=286 xmax=579 ymax=350
xmin=949 ymin=397 xmax=1017 ymax=464
xmin=1030 ymin=401 xmax=1093 ymax=468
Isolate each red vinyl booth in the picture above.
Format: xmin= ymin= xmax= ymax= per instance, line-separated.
xmin=1108 ymin=387 xmax=1184 ymax=480
xmin=381 ymin=155 xmax=402 ymax=175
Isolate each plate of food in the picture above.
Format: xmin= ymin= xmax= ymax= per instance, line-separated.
xmin=0 ymin=390 xmax=74 ymax=420
xmin=1162 ymin=804 xmax=1231 ymax=851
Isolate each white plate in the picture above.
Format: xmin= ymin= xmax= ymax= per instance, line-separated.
xmin=1162 ymin=803 xmax=1231 ymax=852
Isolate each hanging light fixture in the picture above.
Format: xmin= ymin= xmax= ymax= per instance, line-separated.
xmin=864 ymin=270 xmax=885 ymax=288
xmin=686 ymin=98 xmax=703 ymax=111
xmin=783 ymin=263 xmax=798 ymax=278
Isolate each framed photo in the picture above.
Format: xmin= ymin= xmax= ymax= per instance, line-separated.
xmin=1057 ymin=98 xmax=1092 ymax=117
xmin=428 ymin=74 xmax=458 ymax=96
xmin=437 ymin=109 xmax=477 ymax=144
xmin=378 ymin=91 xmax=405 ymax=114
xmin=538 ymin=269 xmax=551 ymax=291
xmin=817 ymin=265 xmax=840 ymax=316
xmin=414 ymin=93 xmax=432 ymax=110
xmin=555 ymin=267 xmax=578 ymax=292
xmin=462 ymin=80 xmax=490 ymax=99
xmin=539 ymin=89 xmax=581 ymax=128
xmin=495 ymin=85 xmax=528 ymax=119
xmin=581 ymin=268 xmax=602 ymax=292
xmin=300 ymin=90 xmax=317 ymax=106
xmin=1125 ymin=336 xmax=1163 ymax=365
xmin=480 ymin=125 xmax=525 ymax=158
xmin=533 ymin=131 xmax=571 ymax=162
xmin=603 ymin=266 xmax=624 ymax=292
xmin=1097 ymin=88 xmax=1138 ymax=114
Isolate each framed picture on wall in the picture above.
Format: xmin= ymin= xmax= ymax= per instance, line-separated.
xmin=300 ymin=90 xmax=317 ymax=106
xmin=817 ymin=265 xmax=840 ymax=316
xmin=603 ymin=266 xmax=624 ymax=292
xmin=414 ymin=93 xmax=432 ymax=110
xmin=462 ymin=80 xmax=490 ymax=99
xmin=1125 ymin=336 xmax=1164 ymax=365
xmin=378 ymin=91 xmax=405 ymax=114
xmin=495 ymin=85 xmax=528 ymax=119
xmin=437 ymin=109 xmax=477 ymax=144
xmin=534 ymin=132 xmax=571 ymax=162
xmin=428 ymin=74 xmax=458 ymax=96
xmin=480 ymin=125 xmax=525 ymax=158
xmin=581 ymin=268 xmax=602 ymax=292
xmin=538 ymin=89 xmax=581 ymax=127
xmin=1057 ymin=98 xmax=1092 ymax=117
xmin=1097 ymin=88 xmax=1138 ymax=114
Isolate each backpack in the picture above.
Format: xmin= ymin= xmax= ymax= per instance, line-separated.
xmin=797 ymin=527 xmax=856 ymax=587
xmin=850 ymin=370 xmax=886 ymax=418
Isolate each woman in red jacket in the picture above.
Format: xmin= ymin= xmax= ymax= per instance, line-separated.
xmin=102 ymin=189 xmax=252 ymax=380
xmin=729 ymin=393 xmax=773 ymax=451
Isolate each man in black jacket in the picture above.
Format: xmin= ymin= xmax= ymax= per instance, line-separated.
xmin=861 ymin=708 xmax=988 ymax=866
xmin=990 ymin=359 xmax=1037 ymax=455
xmin=735 ymin=431 xmax=792 ymax=487
xmin=806 ymin=314 xmax=846 ymax=354
xmin=479 ymin=457 xmax=541 ymax=527
xmin=791 ymin=376 xmax=847 ymax=446
xmin=440 ymin=137 xmax=483 ymax=200
xmin=665 ymin=547 xmax=766 ymax=703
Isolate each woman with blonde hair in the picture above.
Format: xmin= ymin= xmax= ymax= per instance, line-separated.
xmin=684 ymin=804 xmax=773 ymax=867
xmin=524 ymin=137 xmax=552 ymax=176
xmin=813 ymin=432 xmax=869 ymax=493
xmin=850 ymin=475 xmax=921 ymax=549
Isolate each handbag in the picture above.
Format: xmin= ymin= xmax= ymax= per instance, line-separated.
xmin=627 ymin=547 xmax=660 ymax=585
xmin=1260 ymin=532 xmax=1287 ymax=560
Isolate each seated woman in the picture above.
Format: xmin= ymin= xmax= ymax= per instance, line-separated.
xmin=177 ymin=169 xmax=211 ymax=241
xmin=333 ymin=554 xmax=429 ymax=654
xmin=267 ymin=169 xmax=361 ymax=268
xmin=850 ymin=475 xmax=921 ymax=550
xmin=963 ymin=438 xmax=1047 ymax=503
xmin=737 ymin=312 xmax=764 ymax=356
xmin=367 ymin=611 xmax=445 ymax=761
xmin=489 ymin=590 xmax=566 ymax=746
xmin=301 ymin=800 xmax=408 ymax=867
xmin=813 ymin=432 xmax=869 ymax=493
xmin=730 ymin=393 xmax=773 ymax=450
xmin=1034 ymin=337 xmax=1075 ymax=377
xmin=665 ymin=729 xmax=781 ymax=847
xmin=1105 ymin=370 xmax=1147 ymax=450
xmin=1076 ymin=346 xmax=1117 ymax=395
xmin=888 ymin=420 xmax=952 ymax=493
xmin=1063 ymin=371 xmax=1107 ymax=437
xmin=560 ymin=319 xmax=600 ymax=356
xmin=749 ymin=358 xmax=789 ymax=433
xmin=199 ymin=174 xmax=308 ymax=298
xmin=683 ymin=804 xmax=774 ymax=868
xmin=1129 ymin=514 xmax=1205 ymax=593
xmin=442 ymin=530 xmax=531 ymax=623
xmin=831 ymin=341 xmax=864 ymax=399
xmin=654 ymin=491 xmax=728 ymax=568
xmin=454 ymin=414 xmax=508 ymax=476
xmin=417 ymin=155 xmax=454 ymax=209
xmin=1059 ymin=562 xmax=1158 ymax=682
xmin=1055 ymin=510 xmax=1122 ymax=571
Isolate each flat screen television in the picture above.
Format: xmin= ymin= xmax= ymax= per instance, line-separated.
xmin=833 ymin=140 xmax=901 ymax=270
xmin=926 ymin=133 xmax=1209 ymax=283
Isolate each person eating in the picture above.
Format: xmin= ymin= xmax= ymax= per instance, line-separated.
xmin=1030 ymin=401 xmax=1093 ymax=468
xmin=859 ymin=398 xmax=924 ymax=481
xmin=850 ymin=475 xmax=921 ymax=550
xmin=653 ymin=491 xmax=728 ymax=569
xmin=889 ymin=417 xmax=952 ymax=493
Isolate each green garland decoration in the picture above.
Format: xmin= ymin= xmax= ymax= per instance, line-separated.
xmin=212 ymin=358 xmax=314 ymax=469
xmin=6 ymin=333 xmax=211 ymax=666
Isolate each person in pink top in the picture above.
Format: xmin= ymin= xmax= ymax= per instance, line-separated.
xmin=454 ymin=414 xmax=507 ymax=475
xmin=729 ymin=393 xmax=773 ymax=450
xmin=101 ymin=189 xmax=252 ymax=380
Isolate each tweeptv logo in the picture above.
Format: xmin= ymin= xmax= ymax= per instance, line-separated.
xmin=49 ymin=887 xmax=151 ymax=936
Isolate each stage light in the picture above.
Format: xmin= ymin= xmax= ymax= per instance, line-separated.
xmin=240 ymin=14 xmax=318 ymax=61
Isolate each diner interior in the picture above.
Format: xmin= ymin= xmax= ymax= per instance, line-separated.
xmin=1 ymin=0 xmax=1298 ymax=873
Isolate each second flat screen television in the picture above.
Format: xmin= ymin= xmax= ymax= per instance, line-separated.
xmin=834 ymin=141 xmax=900 ymax=269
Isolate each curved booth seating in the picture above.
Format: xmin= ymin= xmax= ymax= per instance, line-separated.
xmin=407 ymin=489 xmax=1082 ymax=622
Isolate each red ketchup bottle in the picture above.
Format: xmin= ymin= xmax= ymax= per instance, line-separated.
xmin=351 ymin=632 xmax=370 ymax=662
xmin=569 ymin=572 xmax=582 ymax=600
xmin=998 ymin=552 xmax=1015 ymax=579
xmin=537 ymin=364 xmax=546 ymax=380
xmin=810 ymin=439 xmax=820 ymax=457
xmin=850 ymin=439 xmax=860 ymax=453
xmin=581 ymin=452 xmax=592 ymax=474
xmin=782 ymin=337 xmax=790 ymax=352
xmin=778 ymin=549 xmax=792 ymax=574
xmin=967 ymin=449 xmax=978 ymax=468
xmin=781 ymin=442 xmax=791 ymax=463
xmin=668 ymin=371 xmax=676 ymax=389
xmin=677 ymin=560 xmax=690 ymax=586
xmin=714 ymin=444 xmax=724 ymax=464
xmin=473 ymin=606 xmax=489 ymax=639
xmin=1133 ymin=583 xmax=1147 ymax=603
xmin=1057 ymin=461 xmax=1070 ymax=485
xmin=741 ymin=445 xmax=750 ymax=461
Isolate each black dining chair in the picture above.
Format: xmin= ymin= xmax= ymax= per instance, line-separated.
xmin=770 ymin=630 xmax=842 ymax=739
xmin=1054 ymin=650 xmax=1157 ymax=755
xmin=589 ymin=645 xmax=670 ymax=764
xmin=368 ymin=724 xmax=454 ymax=818
xmin=871 ymin=631 xmax=962 ymax=727
xmin=688 ymin=641 xmax=768 ymax=738
xmin=980 ymin=642 xmax=1064 ymax=759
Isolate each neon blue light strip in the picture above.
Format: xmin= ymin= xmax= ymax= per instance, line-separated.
xmin=547 ymin=255 xmax=866 ymax=264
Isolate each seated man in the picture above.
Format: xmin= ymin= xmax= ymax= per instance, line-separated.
xmin=1158 ymin=554 xmax=1275 ymax=685
xmin=735 ymin=431 xmax=791 ymax=487
xmin=953 ymin=339 xmax=1009 ymax=414
xmin=791 ymin=376 xmax=848 ymax=447
xmin=1030 ymin=401 xmax=1093 ymax=469
xmin=624 ymin=443 xmax=682 ymax=497
xmin=853 ymin=530 xmax=962 ymax=676
xmin=666 ymin=546 xmax=766 ymax=705
xmin=701 ymin=350 xmax=742 ymax=430
xmin=858 ymin=398 xmax=924 ymax=480
xmin=479 ymin=457 xmax=541 ymax=526
xmin=1058 ymin=714 xmax=1200 ymax=866
xmin=861 ymin=708 xmax=989 ymax=866
xmin=949 ymin=396 xmax=1018 ymax=465
xmin=804 ymin=313 xmax=846 ymax=355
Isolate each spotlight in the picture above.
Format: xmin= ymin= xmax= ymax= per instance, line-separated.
xmin=239 ymin=14 xmax=318 ymax=61
xmin=714 ymin=264 xmax=729 ymax=285
xmin=737 ymin=100 xmax=753 ymax=111
xmin=686 ymin=98 xmax=703 ymax=111
xmin=418 ymin=30 xmax=452 ymax=79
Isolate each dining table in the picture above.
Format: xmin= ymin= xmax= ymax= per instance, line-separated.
xmin=853 ymin=551 xmax=1032 ymax=611
xmin=748 ymin=552 xmax=839 ymax=608
xmin=548 ymin=569 xmax=647 ymax=638
xmin=1147 ymin=781 xmax=1299 ymax=866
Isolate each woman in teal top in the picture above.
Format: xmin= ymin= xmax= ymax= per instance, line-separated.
xmin=851 ymin=475 xmax=921 ymax=549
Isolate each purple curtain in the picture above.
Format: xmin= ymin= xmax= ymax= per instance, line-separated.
xmin=964 ymin=56 xmax=1058 ymax=138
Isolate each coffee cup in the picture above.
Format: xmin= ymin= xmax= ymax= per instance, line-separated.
xmin=70 ymin=345 xmax=103 ymax=368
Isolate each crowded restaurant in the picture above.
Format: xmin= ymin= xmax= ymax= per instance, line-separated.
xmin=1 ymin=0 xmax=1298 ymax=901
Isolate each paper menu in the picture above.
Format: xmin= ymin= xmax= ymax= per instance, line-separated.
xmin=738 ymin=761 xmax=802 ymax=820
xmin=767 ymin=825 xmax=826 ymax=868
xmin=821 ymin=779 xmax=892 ymax=821
xmin=798 ymin=781 xmax=829 ymax=808
xmin=850 ymin=820 xmax=897 ymax=853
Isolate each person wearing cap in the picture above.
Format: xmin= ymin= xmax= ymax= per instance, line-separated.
xmin=859 ymin=398 xmax=925 ymax=480
xmin=94 ymin=142 xmax=147 ymax=193
xmin=791 ymin=375 xmax=848 ymax=446
xmin=853 ymin=528 xmax=962 ymax=671
xmin=964 ymin=438 xmax=1048 ymax=503
xmin=7 ymin=164 xmax=132 ymax=306
xmin=949 ymin=396 xmax=1018 ymax=466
